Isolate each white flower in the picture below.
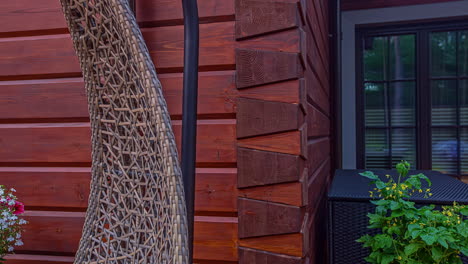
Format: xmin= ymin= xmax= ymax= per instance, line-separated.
xmin=7 ymin=246 xmax=14 ymax=252
xmin=14 ymin=240 xmax=23 ymax=246
xmin=6 ymin=236 xmax=14 ymax=242
xmin=10 ymin=188 xmax=16 ymax=192
xmin=15 ymin=233 xmax=21 ymax=239
xmin=19 ymin=219 xmax=27 ymax=225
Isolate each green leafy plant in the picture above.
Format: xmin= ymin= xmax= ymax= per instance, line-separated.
xmin=356 ymin=161 xmax=468 ymax=264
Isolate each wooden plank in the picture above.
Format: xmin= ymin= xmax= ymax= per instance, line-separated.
xmin=238 ymin=79 xmax=303 ymax=104
xmin=239 ymin=182 xmax=304 ymax=206
xmin=0 ymin=71 xmax=237 ymax=120
xmin=307 ymin=104 xmax=330 ymax=138
xmin=307 ymin=137 xmax=330 ymax=174
xmin=305 ymin=65 xmax=329 ymax=115
xmin=18 ymin=212 xmax=238 ymax=261
xmin=307 ymin=158 xmax=330 ymax=210
xmin=5 ymin=254 xmax=74 ymax=264
xmin=0 ymin=167 xmax=237 ymax=213
xmin=239 ymin=247 xmax=302 ymax=264
xmin=237 ymin=28 xmax=301 ymax=53
xmin=0 ymin=0 xmax=235 ymax=35
xmin=195 ymin=168 xmax=238 ymax=213
xmin=237 ymin=148 xmax=304 ymax=188
xmin=239 ymin=233 xmax=303 ymax=257
xmin=341 ymin=0 xmax=460 ymax=11
xmin=236 ymin=49 xmax=303 ymax=89
xmin=238 ymin=129 xmax=306 ymax=157
xmin=235 ymin=0 xmax=301 ymax=39
xmin=0 ymin=121 xmax=236 ymax=165
xmin=237 ymin=98 xmax=304 ymax=138
xmin=238 ymin=198 xmax=303 ymax=238
xmin=0 ymin=22 xmax=301 ymax=79
xmin=0 ymin=22 xmax=235 ymax=78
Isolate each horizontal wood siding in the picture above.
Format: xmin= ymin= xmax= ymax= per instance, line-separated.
xmin=234 ymin=0 xmax=332 ymax=263
xmin=0 ymin=0 xmax=239 ymax=263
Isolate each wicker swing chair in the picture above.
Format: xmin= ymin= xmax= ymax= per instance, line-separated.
xmin=59 ymin=0 xmax=189 ymax=263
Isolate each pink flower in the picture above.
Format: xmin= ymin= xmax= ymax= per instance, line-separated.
xmin=13 ymin=201 xmax=24 ymax=215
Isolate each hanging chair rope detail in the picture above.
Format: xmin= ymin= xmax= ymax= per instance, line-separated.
xmin=59 ymin=0 xmax=189 ymax=263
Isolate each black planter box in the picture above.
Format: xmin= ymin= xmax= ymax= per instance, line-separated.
xmin=328 ymin=170 xmax=468 ymax=264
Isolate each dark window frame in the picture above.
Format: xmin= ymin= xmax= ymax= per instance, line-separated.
xmin=355 ymin=17 xmax=468 ymax=176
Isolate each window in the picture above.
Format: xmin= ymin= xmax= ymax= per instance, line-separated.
xmin=356 ymin=19 xmax=468 ymax=177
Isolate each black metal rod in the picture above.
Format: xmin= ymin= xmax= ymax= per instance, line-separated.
xmin=181 ymin=0 xmax=199 ymax=262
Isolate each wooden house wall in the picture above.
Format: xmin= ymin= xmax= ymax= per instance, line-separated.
xmin=0 ymin=0 xmax=333 ymax=263
xmin=0 ymin=1 xmax=238 ymax=263
xmin=235 ymin=0 xmax=332 ymax=263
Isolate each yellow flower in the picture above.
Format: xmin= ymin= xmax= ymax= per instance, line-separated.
xmin=426 ymin=188 xmax=431 ymax=192
xmin=419 ymin=189 xmax=423 ymax=193
xmin=386 ymin=174 xmax=390 ymax=178
xmin=447 ymin=212 xmax=452 ymax=216
xmin=429 ymin=193 xmax=433 ymax=196
xmin=397 ymin=256 xmax=402 ymax=260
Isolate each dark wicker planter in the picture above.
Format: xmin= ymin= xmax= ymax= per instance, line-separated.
xmin=328 ymin=169 xmax=468 ymax=264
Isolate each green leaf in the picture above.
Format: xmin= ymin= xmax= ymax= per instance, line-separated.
xmin=460 ymin=247 xmax=468 ymax=257
xmin=374 ymin=234 xmax=393 ymax=249
xmin=421 ymin=234 xmax=437 ymax=245
xmin=460 ymin=207 xmax=468 ymax=216
xmin=438 ymin=237 xmax=448 ymax=249
xmin=431 ymin=247 xmax=444 ymax=261
xmin=381 ymin=254 xmax=395 ymax=264
xmin=391 ymin=210 xmax=404 ymax=217
xmin=375 ymin=181 xmax=386 ymax=189
xmin=360 ymin=171 xmax=379 ymax=180
xmin=390 ymin=201 xmax=401 ymax=210
xmin=371 ymin=200 xmax=390 ymax=206
xmin=404 ymin=243 xmax=422 ymax=256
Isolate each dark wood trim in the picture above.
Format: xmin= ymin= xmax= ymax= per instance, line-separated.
xmin=355 ymin=18 xmax=468 ymax=170
xmin=341 ymin=0 xmax=462 ymax=11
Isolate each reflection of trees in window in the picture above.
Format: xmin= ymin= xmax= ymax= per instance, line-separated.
xmin=358 ymin=23 xmax=468 ymax=179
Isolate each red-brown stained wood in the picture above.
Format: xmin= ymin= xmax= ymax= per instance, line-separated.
xmin=0 ymin=23 xmax=235 ymax=78
xmin=239 ymin=182 xmax=304 ymax=206
xmin=307 ymin=104 xmax=330 ymax=138
xmin=341 ymin=0 xmax=460 ymax=10
xmin=195 ymin=168 xmax=238 ymax=213
xmin=5 ymin=255 xmax=74 ymax=264
xmin=305 ymin=66 xmax=329 ymax=115
xmin=237 ymin=98 xmax=304 ymax=138
xmin=237 ymin=28 xmax=301 ymax=53
xmin=0 ymin=121 xmax=236 ymax=165
xmin=0 ymin=71 xmax=231 ymax=121
xmin=239 ymin=247 xmax=303 ymax=264
xmin=19 ymin=212 xmax=238 ymax=261
xmin=307 ymin=137 xmax=331 ymax=174
xmin=307 ymin=158 xmax=331 ymax=211
xmin=0 ymin=167 xmax=237 ymax=213
xmin=238 ymin=198 xmax=303 ymax=238
xmin=237 ymin=130 xmax=304 ymax=156
xmin=239 ymin=233 xmax=304 ymax=257
xmin=236 ymin=49 xmax=303 ymax=89
xmin=237 ymin=148 xmax=304 ymax=188
xmin=0 ymin=0 xmax=235 ymax=36
xmin=235 ymin=0 xmax=301 ymax=39
xmin=238 ymin=79 xmax=302 ymax=104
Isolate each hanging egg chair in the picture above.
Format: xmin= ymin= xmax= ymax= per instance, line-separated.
xmin=59 ymin=0 xmax=189 ymax=262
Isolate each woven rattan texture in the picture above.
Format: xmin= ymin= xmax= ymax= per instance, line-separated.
xmin=59 ymin=0 xmax=189 ymax=263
